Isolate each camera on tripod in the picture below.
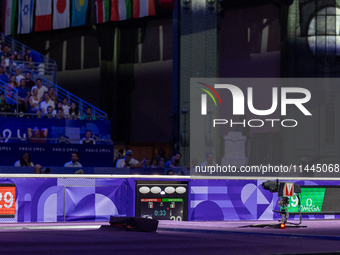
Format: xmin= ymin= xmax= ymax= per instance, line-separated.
xmin=262 ymin=180 xmax=302 ymax=226
xmin=40 ymin=167 xmax=50 ymax=174
xmin=262 ymin=180 xmax=301 ymax=197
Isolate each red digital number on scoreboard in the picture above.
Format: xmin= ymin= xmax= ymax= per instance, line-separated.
xmin=0 ymin=185 xmax=16 ymax=217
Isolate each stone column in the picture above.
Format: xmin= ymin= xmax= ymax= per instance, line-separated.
xmin=221 ymin=132 xmax=248 ymax=168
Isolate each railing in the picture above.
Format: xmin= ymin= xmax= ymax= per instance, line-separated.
xmin=0 ymin=111 xmax=106 ymax=119
xmin=12 ymin=65 xmax=107 ymax=120
xmin=0 ymin=136 xmax=113 ymax=145
xmin=0 ymin=80 xmax=18 ymax=112
xmin=9 ymin=60 xmax=57 ymax=82
xmin=0 ymin=167 xmax=186 ymax=175
xmin=0 ymin=32 xmax=57 ymax=84
xmin=1 ymin=33 xmax=107 ymax=120
xmin=114 ymin=149 xmax=124 ymax=160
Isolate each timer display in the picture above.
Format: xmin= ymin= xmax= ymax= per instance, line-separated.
xmin=0 ymin=184 xmax=16 ymax=217
xmin=154 ymin=210 xmax=166 ymax=216
xmin=136 ymin=182 xmax=188 ymax=221
xmin=140 ymin=198 xmax=184 ymax=221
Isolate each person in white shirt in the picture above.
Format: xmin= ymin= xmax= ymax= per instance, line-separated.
xmin=31 ymin=78 xmax=48 ymax=101
xmin=15 ymin=68 xmax=24 ymax=83
xmin=40 ymin=92 xmax=55 ymax=114
xmin=48 ymin=87 xmax=58 ymax=106
xmin=116 ymin=150 xmax=141 ymax=168
xmin=80 ymin=130 xmax=96 ymax=144
xmin=14 ymin=152 xmax=34 ymax=167
xmin=200 ymin=152 xmax=216 ymax=167
xmin=52 ymin=102 xmax=63 ymax=115
xmin=62 ymin=98 xmax=70 ymax=115
xmin=64 ymin=152 xmax=83 ymax=167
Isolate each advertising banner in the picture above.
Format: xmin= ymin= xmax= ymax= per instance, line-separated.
xmin=0 ymin=143 xmax=113 ymax=167
xmin=0 ymin=117 xmax=111 ymax=144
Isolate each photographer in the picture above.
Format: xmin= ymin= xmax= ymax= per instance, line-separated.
xmin=33 ymin=164 xmax=50 ymax=174
xmin=34 ymin=164 xmax=42 ymax=174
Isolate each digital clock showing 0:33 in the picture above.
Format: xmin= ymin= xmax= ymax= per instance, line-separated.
xmin=154 ymin=210 xmax=167 ymax=217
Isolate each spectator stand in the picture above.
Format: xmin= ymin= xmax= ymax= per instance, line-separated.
xmin=0 ymin=32 xmax=57 ymax=84
xmin=0 ymin=167 xmax=187 ymax=175
xmin=12 ymin=65 xmax=107 ymax=120
xmin=0 ymin=139 xmax=114 ymax=167
xmin=0 ymin=117 xmax=112 ymax=144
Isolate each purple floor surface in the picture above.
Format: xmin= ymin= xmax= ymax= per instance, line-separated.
xmin=0 ymin=220 xmax=340 ymax=254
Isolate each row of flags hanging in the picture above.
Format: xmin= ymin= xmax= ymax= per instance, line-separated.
xmin=3 ymin=0 xmax=156 ymax=35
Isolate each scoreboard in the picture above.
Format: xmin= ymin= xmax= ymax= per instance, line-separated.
xmin=288 ymin=186 xmax=340 ymax=214
xmin=0 ymin=184 xmax=16 ymax=217
xmin=136 ymin=182 xmax=188 ymax=221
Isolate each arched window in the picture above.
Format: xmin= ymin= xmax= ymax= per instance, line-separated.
xmin=308 ymin=7 xmax=340 ymax=64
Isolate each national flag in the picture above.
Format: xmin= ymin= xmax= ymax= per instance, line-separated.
xmin=148 ymin=202 xmax=153 ymax=208
xmin=132 ymin=0 xmax=155 ymax=19
xmin=159 ymin=0 xmax=174 ymax=10
xmin=53 ymin=0 xmax=70 ymax=29
xmin=3 ymin=0 xmax=17 ymax=35
xmin=71 ymin=0 xmax=89 ymax=27
xmin=88 ymin=0 xmax=97 ymax=24
xmin=17 ymin=0 xmax=34 ymax=34
xmin=95 ymin=0 xmax=109 ymax=23
xmin=170 ymin=203 xmax=175 ymax=208
xmin=110 ymin=0 xmax=131 ymax=21
xmin=35 ymin=0 xmax=52 ymax=32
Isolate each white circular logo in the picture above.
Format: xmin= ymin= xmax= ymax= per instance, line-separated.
xmin=306 ymin=198 xmax=313 ymax=207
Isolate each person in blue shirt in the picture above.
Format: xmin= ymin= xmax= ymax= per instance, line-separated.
xmin=17 ymin=78 xmax=31 ymax=112
xmin=80 ymin=107 xmax=97 ymax=120
xmin=27 ymin=49 xmax=42 ymax=63
xmin=165 ymin=153 xmax=182 ymax=168
xmin=0 ymin=66 xmax=9 ymax=83
xmin=64 ymin=152 xmax=83 ymax=167
xmin=27 ymin=49 xmax=44 ymax=75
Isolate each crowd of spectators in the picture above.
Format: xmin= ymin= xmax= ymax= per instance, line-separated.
xmin=25 ymin=127 xmax=100 ymax=144
xmin=0 ymin=41 xmax=42 ymax=74
xmin=13 ymin=151 xmax=82 ymax=174
xmin=0 ymin=68 xmax=97 ymax=120
xmin=115 ymin=148 xmax=182 ymax=173
xmin=0 ymin=45 xmax=32 ymax=79
xmin=0 ymin=68 xmax=81 ymax=118
xmin=0 ymin=44 xmax=97 ymax=119
xmin=11 ymin=148 xmax=188 ymax=176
